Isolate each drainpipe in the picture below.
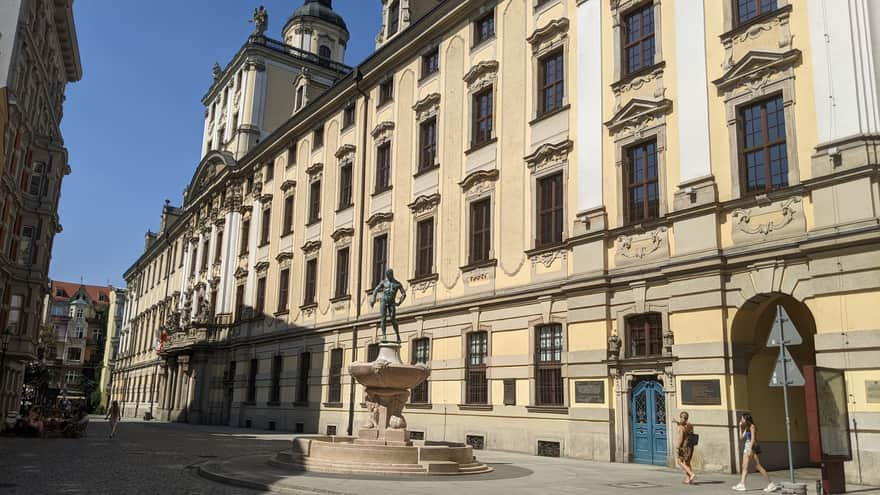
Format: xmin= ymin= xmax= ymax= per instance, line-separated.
xmin=347 ymin=69 xmax=370 ymax=436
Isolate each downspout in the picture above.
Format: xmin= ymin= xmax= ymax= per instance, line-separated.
xmin=348 ymin=69 xmax=370 ymax=436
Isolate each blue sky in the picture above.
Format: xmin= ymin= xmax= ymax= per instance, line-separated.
xmin=53 ymin=1 xmax=381 ymax=287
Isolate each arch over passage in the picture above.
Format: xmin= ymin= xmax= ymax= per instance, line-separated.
xmin=729 ymin=292 xmax=817 ymax=470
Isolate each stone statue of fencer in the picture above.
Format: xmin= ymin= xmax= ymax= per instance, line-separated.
xmin=369 ymin=268 xmax=406 ymax=344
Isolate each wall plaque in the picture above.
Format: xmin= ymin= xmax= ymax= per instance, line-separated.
xmin=681 ymin=379 xmax=722 ymax=406
xmin=866 ymin=380 xmax=880 ymax=404
xmin=503 ymin=379 xmax=516 ymax=406
xmin=574 ymin=380 xmax=604 ymax=404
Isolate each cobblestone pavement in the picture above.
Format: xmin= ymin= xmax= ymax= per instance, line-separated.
xmin=1 ymin=418 xmax=878 ymax=495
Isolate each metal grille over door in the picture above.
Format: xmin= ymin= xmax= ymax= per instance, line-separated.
xmin=631 ymin=380 xmax=668 ymax=465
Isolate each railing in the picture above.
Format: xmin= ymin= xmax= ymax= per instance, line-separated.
xmin=252 ymin=36 xmax=352 ymax=75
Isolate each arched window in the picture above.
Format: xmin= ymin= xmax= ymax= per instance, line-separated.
xmin=319 ymin=45 xmax=332 ymax=59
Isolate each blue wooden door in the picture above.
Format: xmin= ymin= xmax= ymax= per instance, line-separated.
xmin=631 ymin=380 xmax=668 ymax=465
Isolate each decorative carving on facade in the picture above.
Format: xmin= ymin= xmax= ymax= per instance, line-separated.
xmin=615 ymin=227 xmax=668 ymax=261
xmin=331 ymin=227 xmax=355 ymax=243
xmin=459 ymin=169 xmax=499 ymax=197
xmin=371 ymin=121 xmax=395 ymax=144
xmin=276 ymin=251 xmax=294 ymax=262
xmin=607 ymin=333 xmax=621 ymax=361
xmin=259 ymin=193 xmax=272 ymax=204
xmin=234 ymin=266 xmax=248 ymax=279
xmin=301 ymin=305 xmax=316 ymax=318
xmin=526 ymin=18 xmax=569 ymax=54
xmin=280 ymin=179 xmax=296 ymax=192
xmin=732 ymin=196 xmax=802 ymax=237
xmin=251 ymin=171 xmax=263 ymax=198
xmin=721 ymin=7 xmax=793 ymax=69
xmin=605 ymin=97 xmax=672 ymax=138
xmin=524 ymin=139 xmax=573 ymax=173
xmin=407 ymin=193 xmax=441 ymax=217
xmin=254 ymin=261 xmax=270 ymax=274
xmin=306 ymin=162 xmax=323 ymax=182
xmin=411 ymin=277 xmax=437 ymax=292
xmin=611 ymin=63 xmax=665 ymax=96
xmin=301 ymin=240 xmax=322 ymax=255
xmin=464 ymin=265 xmax=494 ymax=284
xmin=712 ymin=49 xmax=802 ymax=96
xmin=366 ymin=212 xmax=394 ymax=232
xmin=412 ymin=93 xmax=441 ymax=122
xmin=463 ymin=60 xmax=499 ymax=92
xmin=529 ymin=248 xmax=567 ymax=268
xmin=335 ymin=144 xmax=356 ymax=160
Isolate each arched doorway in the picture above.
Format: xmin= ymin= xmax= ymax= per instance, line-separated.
xmin=730 ymin=293 xmax=817 ymax=470
xmin=631 ymin=378 xmax=668 ymax=465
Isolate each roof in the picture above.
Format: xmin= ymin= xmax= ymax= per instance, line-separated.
xmin=50 ymin=281 xmax=111 ymax=305
xmin=287 ymin=0 xmax=348 ymax=33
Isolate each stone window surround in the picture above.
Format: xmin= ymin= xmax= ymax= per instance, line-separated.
xmin=459 ymin=325 xmax=494 ymax=406
xmin=407 ymin=328 xmax=434 ymax=406
xmin=408 ymin=194 xmax=440 ymax=282
xmin=612 ymin=294 xmax=671 ymax=361
xmin=525 ymin=140 xmax=573 ymax=252
xmin=713 ymin=49 xmax=801 ymax=200
xmin=459 ymin=169 xmax=499 ymax=269
xmin=526 ymin=313 xmax=569 ymax=409
xmin=470 ymin=2 xmax=498 ymax=51
xmin=463 ymin=61 xmax=499 ymax=152
xmin=611 ymin=0 xmax=664 ymax=84
xmin=527 ymin=18 xmax=571 ymax=123
xmin=413 ymin=94 xmax=442 ymax=174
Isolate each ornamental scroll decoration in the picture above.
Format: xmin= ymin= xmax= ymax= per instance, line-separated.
xmin=731 ymin=196 xmax=802 ymax=238
xmin=412 ymin=93 xmax=441 ymax=122
xmin=530 ymin=249 xmax=567 ymax=268
xmin=721 ymin=7 xmax=793 ymax=70
xmin=463 ymin=60 xmax=499 ymax=93
xmin=411 ymin=276 xmax=438 ymax=293
xmin=459 ymin=168 xmax=499 ymax=199
xmin=615 ymin=227 xmax=668 ymax=261
xmin=407 ymin=193 xmax=441 ymax=218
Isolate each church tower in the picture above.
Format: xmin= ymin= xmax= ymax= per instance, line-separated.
xmin=283 ymin=0 xmax=350 ymax=65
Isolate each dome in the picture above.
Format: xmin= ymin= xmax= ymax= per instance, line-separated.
xmin=287 ymin=0 xmax=348 ymax=33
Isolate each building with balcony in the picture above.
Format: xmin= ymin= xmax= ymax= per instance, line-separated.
xmin=113 ymin=0 xmax=880 ymax=484
xmin=0 ymin=0 xmax=82 ymax=416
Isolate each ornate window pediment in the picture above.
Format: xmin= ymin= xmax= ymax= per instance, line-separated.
xmin=276 ymin=251 xmax=294 ymax=268
xmin=463 ymin=60 xmax=499 ymax=92
xmin=335 ymin=144 xmax=356 ymax=160
xmin=280 ymin=179 xmax=296 ymax=192
xmin=331 ymin=227 xmax=355 ymax=243
xmin=712 ymin=49 xmax=802 ymax=94
xmin=371 ymin=121 xmax=395 ymax=145
xmin=301 ymin=240 xmax=322 ymax=255
xmin=407 ymin=193 xmax=441 ymax=217
xmin=604 ymin=97 xmax=672 ymax=137
xmin=412 ymin=93 xmax=441 ymax=122
xmin=234 ymin=266 xmax=248 ymax=279
xmin=254 ymin=261 xmax=270 ymax=274
xmin=526 ymin=18 xmax=569 ymax=55
xmin=366 ymin=211 xmax=394 ymax=232
xmin=524 ymin=139 xmax=573 ymax=173
xmin=459 ymin=168 xmax=499 ymax=196
xmin=306 ymin=162 xmax=323 ymax=183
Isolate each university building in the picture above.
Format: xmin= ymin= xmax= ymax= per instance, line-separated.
xmin=112 ymin=0 xmax=880 ymax=483
xmin=0 ymin=0 xmax=82 ymax=416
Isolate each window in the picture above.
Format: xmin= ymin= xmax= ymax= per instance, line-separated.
xmin=313 ymin=125 xmax=324 ymax=150
xmin=418 ymin=117 xmax=437 ymax=173
xmin=466 ymin=332 xmax=488 ymax=404
xmin=304 ymin=258 xmax=317 ymax=305
xmin=367 ymin=343 xmax=380 ymax=362
xmin=277 ymin=268 xmax=290 ymax=313
xmin=343 ymin=104 xmax=356 ymax=129
xmin=625 ymin=139 xmax=660 ymax=224
xmin=469 ymin=198 xmax=491 ymax=263
xmin=387 ymin=0 xmax=400 ymax=36
xmin=372 ymin=234 xmax=388 ymax=287
xmin=539 ymin=50 xmax=565 ymax=116
xmin=421 ymin=48 xmax=439 ymax=78
xmin=297 ymin=352 xmax=311 ymax=404
xmin=622 ymin=3 xmax=655 ymax=76
xmin=472 ymin=88 xmax=494 ymax=147
xmin=738 ymin=95 xmax=788 ymax=194
xmin=474 ymin=10 xmax=495 ymax=45
xmin=265 ymin=161 xmax=274 ymax=182
xmin=338 ymin=162 xmax=353 ymax=209
xmin=66 ymin=347 xmax=82 ymax=361
xmin=260 ymin=207 xmax=271 ymax=245
xmin=308 ymin=180 xmax=321 ymax=223
xmin=270 ymin=355 xmax=282 ymax=404
xmin=335 ymin=247 xmax=350 ymax=298
xmin=415 ymin=219 xmax=434 ymax=278
xmin=201 ymin=238 xmax=210 ymax=271
xmin=235 ymin=284 xmax=245 ymax=321
xmin=535 ymin=324 xmax=564 ymax=406
xmin=247 ymin=358 xmax=258 ymax=403
xmin=536 ymin=172 xmax=564 ymax=247
xmin=275 ymin=195 xmax=291 ymax=236
xmin=319 ymin=45 xmax=332 ymax=59
xmin=379 ymin=79 xmax=394 ymax=106
xmin=328 ymin=348 xmax=343 ymax=403
xmin=375 ymin=142 xmax=392 ymax=192
xmin=240 ymin=219 xmax=250 ymax=255
xmin=626 ymin=313 xmax=663 ymax=357
xmin=214 ymin=231 xmax=223 ymax=264
xmin=410 ymin=338 xmax=430 ymax=403
xmin=73 ymin=325 xmax=84 ymax=338
xmin=287 ymin=141 xmax=297 ymax=167
xmin=735 ymin=0 xmax=778 ymax=26
xmin=179 ymin=240 xmax=185 ymax=267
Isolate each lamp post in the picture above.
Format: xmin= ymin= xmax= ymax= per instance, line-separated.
xmin=0 ymin=328 xmax=12 ymax=412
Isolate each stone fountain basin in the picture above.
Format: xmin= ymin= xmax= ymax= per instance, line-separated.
xmin=348 ymin=361 xmax=429 ymax=390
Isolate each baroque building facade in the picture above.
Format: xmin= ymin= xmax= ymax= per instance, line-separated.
xmin=0 ymin=0 xmax=81 ymax=416
xmin=113 ymin=0 xmax=880 ymax=483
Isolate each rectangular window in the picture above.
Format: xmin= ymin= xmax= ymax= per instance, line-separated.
xmin=539 ymin=50 xmax=565 ymax=116
xmin=328 ymin=348 xmax=343 ymax=403
xmin=367 ymin=343 xmax=380 ymax=362
xmin=622 ymin=3 xmax=655 ymax=76
xmin=626 ymin=313 xmax=663 ymax=357
xmin=287 ymin=141 xmax=297 ymax=168
xmin=277 ymin=268 xmax=290 ymax=313
xmin=67 ymin=347 xmax=82 ymax=361
xmin=335 ymin=247 xmax=350 ymax=298
xmin=469 ymin=198 xmax=491 ymax=264
xmin=418 ymin=117 xmax=437 ymax=173
xmin=282 ymin=195 xmax=294 ymax=235
xmin=472 ymin=88 xmax=494 ymax=147
xmin=338 ymin=162 xmax=353 ymax=209
xmin=738 ymin=95 xmax=788 ymax=194
xmin=265 ymin=161 xmax=274 ymax=182
xmin=410 ymin=338 xmax=430 ymax=404
xmin=235 ymin=284 xmax=245 ymax=321
xmin=201 ymin=238 xmax=210 ymax=271
xmin=372 ymin=234 xmax=388 ymax=287
xmin=535 ymin=324 xmax=564 ymax=406
xmin=474 ymin=10 xmax=495 ymax=45
xmin=388 ymin=0 xmax=400 ymax=36
xmin=342 ymin=104 xmax=356 ymax=129
xmin=260 ymin=207 xmax=271 ymax=245
xmin=735 ymin=0 xmax=778 ymax=26
xmin=308 ymin=180 xmax=321 ymax=223
xmin=536 ymin=172 xmax=564 ymax=247
xmin=270 ymin=355 xmax=282 ymax=404
xmin=415 ymin=218 xmax=434 ymax=278
xmin=297 ymin=352 xmax=311 ymax=404
xmin=214 ymin=231 xmax=223 ymax=264
xmin=247 ymin=358 xmax=258 ymax=403
xmin=625 ymin=139 xmax=660 ymax=224
xmin=421 ymin=47 xmax=439 ymax=78
xmin=313 ymin=125 xmax=324 ymax=150
xmin=466 ymin=332 xmax=488 ymax=404
xmin=255 ymin=277 xmax=266 ymax=316
xmin=379 ymin=79 xmax=394 ymax=106
xmin=240 ymin=219 xmax=250 ymax=255
xmin=304 ymin=258 xmax=317 ymax=305
xmin=375 ymin=142 xmax=392 ymax=193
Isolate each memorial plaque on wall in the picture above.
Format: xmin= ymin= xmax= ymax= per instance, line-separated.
xmin=503 ymin=379 xmax=516 ymax=406
xmin=867 ymin=380 xmax=880 ymax=403
xmin=681 ymin=379 xmax=722 ymax=406
xmin=574 ymin=380 xmax=604 ymax=404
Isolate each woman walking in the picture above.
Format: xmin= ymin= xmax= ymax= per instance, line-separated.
xmin=675 ymin=411 xmax=697 ymax=484
xmin=105 ymin=400 xmax=121 ymax=439
xmin=733 ymin=413 xmax=778 ymax=492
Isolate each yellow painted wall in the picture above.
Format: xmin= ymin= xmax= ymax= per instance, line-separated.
xmin=846 ymin=370 xmax=880 ymax=413
xmin=568 ymin=321 xmax=608 ymax=351
xmin=431 ymin=336 xmax=462 ymax=361
xmin=807 ymin=290 xmax=880 ymax=334
xmin=670 ymin=309 xmax=725 ymax=344
xmin=492 ymin=330 xmax=528 ymax=356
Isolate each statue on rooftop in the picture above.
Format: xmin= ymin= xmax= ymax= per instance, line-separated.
xmin=251 ymin=5 xmax=268 ymax=38
xmin=369 ymin=268 xmax=406 ymax=344
xmin=212 ymin=62 xmax=221 ymax=82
